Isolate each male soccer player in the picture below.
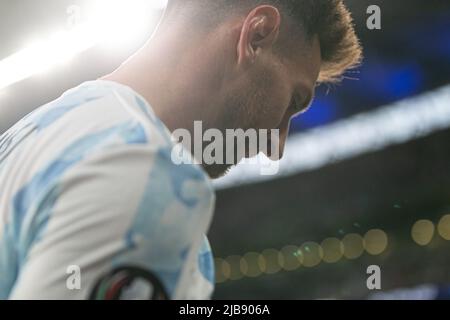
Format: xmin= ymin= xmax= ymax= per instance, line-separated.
xmin=0 ymin=0 xmax=361 ymax=299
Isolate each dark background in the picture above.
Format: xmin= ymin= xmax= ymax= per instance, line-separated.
xmin=211 ymin=0 xmax=450 ymax=299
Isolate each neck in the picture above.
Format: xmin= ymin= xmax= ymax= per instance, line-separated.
xmin=102 ymin=25 xmax=203 ymax=134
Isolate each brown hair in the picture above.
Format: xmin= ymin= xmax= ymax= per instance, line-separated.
xmin=167 ymin=0 xmax=363 ymax=83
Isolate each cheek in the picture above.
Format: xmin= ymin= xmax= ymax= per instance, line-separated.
xmin=257 ymin=81 xmax=291 ymax=129
xmin=244 ymin=63 xmax=291 ymax=130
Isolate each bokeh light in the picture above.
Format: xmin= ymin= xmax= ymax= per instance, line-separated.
xmin=411 ymin=219 xmax=435 ymax=246
xmin=280 ymin=245 xmax=303 ymax=271
xmin=240 ymin=252 xmax=264 ymax=278
xmin=214 ymin=258 xmax=230 ymax=284
xmin=364 ymin=229 xmax=388 ymax=255
xmin=437 ymin=214 xmax=450 ymax=240
xmin=342 ymin=233 xmax=365 ymax=260
xmin=321 ymin=237 xmax=344 ymax=263
xmin=299 ymin=242 xmax=323 ymax=267
xmin=226 ymin=255 xmax=243 ymax=281
xmin=260 ymin=249 xmax=282 ymax=275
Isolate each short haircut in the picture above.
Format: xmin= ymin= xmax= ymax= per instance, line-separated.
xmin=166 ymin=0 xmax=363 ymax=83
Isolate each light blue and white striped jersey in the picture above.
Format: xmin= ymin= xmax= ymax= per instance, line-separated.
xmin=0 ymin=80 xmax=216 ymax=299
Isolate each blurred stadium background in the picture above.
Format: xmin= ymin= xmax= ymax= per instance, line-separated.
xmin=1 ymin=0 xmax=450 ymax=299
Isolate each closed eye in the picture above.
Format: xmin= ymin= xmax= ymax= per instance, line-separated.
xmin=289 ymin=93 xmax=311 ymax=115
xmin=288 ymin=95 xmax=300 ymax=112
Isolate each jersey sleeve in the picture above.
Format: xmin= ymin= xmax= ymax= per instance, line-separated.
xmin=8 ymin=143 xmax=215 ymax=300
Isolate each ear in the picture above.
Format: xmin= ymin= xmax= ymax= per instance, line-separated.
xmin=237 ymin=5 xmax=281 ymax=65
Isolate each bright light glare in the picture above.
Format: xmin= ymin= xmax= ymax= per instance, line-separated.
xmin=0 ymin=23 xmax=97 ymax=90
xmin=150 ymin=0 xmax=169 ymax=10
xmin=86 ymin=0 xmax=166 ymax=49
xmin=0 ymin=0 xmax=168 ymax=91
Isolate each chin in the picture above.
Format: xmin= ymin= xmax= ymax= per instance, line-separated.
xmin=203 ymin=164 xmax=234 ymax=180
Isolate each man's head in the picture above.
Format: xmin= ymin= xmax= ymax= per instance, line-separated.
xmin=161 ymin=0 xmax=361 ymax=177
xmin=108 ymin=0 xmax=362 ymax=178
